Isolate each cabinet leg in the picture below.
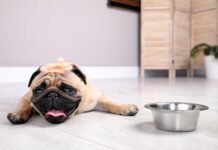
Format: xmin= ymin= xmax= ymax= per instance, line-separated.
xmin=190 ymin=61 xmax=194 ymax=77
xmin=140 ymin=68 xmax=145 ymax=79
xmin=187 ymin=60 xmax=193 ymax=77
xmin=169 ymin=69 xmax=176 ymax=79
xmin=187 ymin=68 xmax=192 ymax=77
xmin=190 ymin=68 xmax=194 ymax=77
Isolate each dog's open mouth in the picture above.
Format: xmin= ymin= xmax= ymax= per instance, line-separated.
xmin=44 ymin=109 xmax=67 ymax=124
xmin=32 ymin=88 xmax=81 ymax=124
xmin=45 ymin=109 xmax=67 ymax=118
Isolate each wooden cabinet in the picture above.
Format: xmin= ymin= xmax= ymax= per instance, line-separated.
xmin=141 ymin=0 xmax=218 ymax=78
xmin=141 ymin=0 xmax=191 ymax=78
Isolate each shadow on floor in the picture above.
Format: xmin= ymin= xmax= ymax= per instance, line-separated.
xmin=133 ymin=121 xmax=192 ymax=135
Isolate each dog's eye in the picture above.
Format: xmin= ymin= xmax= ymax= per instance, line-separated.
xmin=36 ymin=89 xmax=43 ymax=93
xmin=33 ymin=82 xmax=46 ymax=96
xmin=33 ymin=88 xmax=43 ymax=96
xmin=60 ymin=83 xmax=76 ymax=96
xmin=63 ymin=87 xmax=76 ymax=96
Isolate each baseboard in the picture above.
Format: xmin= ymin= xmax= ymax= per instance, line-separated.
xmin=0 ymin=66 xmax=139 ymax=83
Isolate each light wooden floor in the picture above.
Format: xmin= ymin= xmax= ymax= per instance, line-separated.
xmin=0 ymin=78 xmax=218 ymax=150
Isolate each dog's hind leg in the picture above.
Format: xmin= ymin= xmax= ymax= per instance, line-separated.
xmin=95 ymin=96 xmax=138 ymax=116
xmin=7 ymin=92 xmax=33 ymax=124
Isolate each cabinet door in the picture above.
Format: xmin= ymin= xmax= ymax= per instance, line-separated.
xmin=174 ymin=11 xmax=191 ymax=69
xmin=141 ymin=10 xmax=171 ymax=69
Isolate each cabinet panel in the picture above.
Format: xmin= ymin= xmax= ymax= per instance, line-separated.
xmin=175 ymin=0 xmax=191 ymax=11
xmin=141 ymin=10 xmax=170 ymax=68
xmin=141 ymin=0 xmax=170 ymax=9
xmin=192 ymin=0 xmax=216 ymax=12
xmin=174 ymin=11 xmax=190 ymax=68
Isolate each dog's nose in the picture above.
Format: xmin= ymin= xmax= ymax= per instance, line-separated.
xmin=48 ymin=92 xmax=59 ymax=99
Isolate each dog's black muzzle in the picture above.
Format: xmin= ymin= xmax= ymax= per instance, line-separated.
xmin=32 ymin=88 xmax=81 ymax=124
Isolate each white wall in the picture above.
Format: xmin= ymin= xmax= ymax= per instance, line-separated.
xmin=0 ymin=0 xmax=139 ymax=66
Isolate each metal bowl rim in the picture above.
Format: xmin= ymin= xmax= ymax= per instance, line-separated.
xmin=144 ymin=102 xmax=209 ymax=112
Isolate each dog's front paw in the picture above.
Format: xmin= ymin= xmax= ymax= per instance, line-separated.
xmin=7 ymin=112 xmax=29 ymax=124
xmin=120 ymin=104 xmax=139 ymax=116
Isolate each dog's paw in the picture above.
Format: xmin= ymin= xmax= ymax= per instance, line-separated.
xmin=120 ymin=104 xmax=139 ymax=116
xmin=7 ymin=112 xmax=29 ymax=124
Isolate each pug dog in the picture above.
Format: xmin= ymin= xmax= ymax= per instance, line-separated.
xmin=7 ymin=59 xmax=138 ymax=124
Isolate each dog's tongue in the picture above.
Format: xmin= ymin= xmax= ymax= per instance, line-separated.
xmin=45 ymin=110 xmax=66 ymax=117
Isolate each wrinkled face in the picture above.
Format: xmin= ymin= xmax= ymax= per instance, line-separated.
xmin=32 ymin=80 xmax=82 ymax=124
xmin=29 ymin=63 xmax=86 ymax=124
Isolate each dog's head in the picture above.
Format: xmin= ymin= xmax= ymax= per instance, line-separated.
xmin=29 ymin=59 xmax=87 ymax=124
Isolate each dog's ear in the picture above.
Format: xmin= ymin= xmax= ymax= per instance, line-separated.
xmin=71 ymin=65 xmax=87 ymax=84
xmin=28 ymin=67 xmax=41 ymax=87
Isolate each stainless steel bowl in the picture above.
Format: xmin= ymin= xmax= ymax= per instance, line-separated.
xmin=145 ymin=102 xmax=209 ymax=132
